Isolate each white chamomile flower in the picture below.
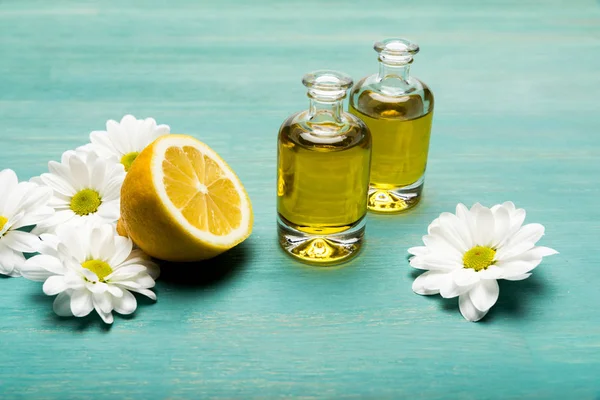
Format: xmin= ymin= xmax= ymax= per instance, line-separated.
xmin=21 ymin=224 xmax=159 ymax=324
xmin=35 ymin=150 xmax=125 ymax=232
xmin=0 ymin=169 xmax=53 ymax=276
xmin=82 ymin=114 xmax=170 ymax=172
xmin=409 ymin=202 xmax=558 ymax=322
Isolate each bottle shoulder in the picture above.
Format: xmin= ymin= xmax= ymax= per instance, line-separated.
xmin=350 ymin=74 xmax=434 ymax=120
xmin=278 ymin=110 xmax=371 ymax=151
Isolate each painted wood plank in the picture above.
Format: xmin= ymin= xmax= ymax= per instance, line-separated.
xmin=0 ymin=0 xmax=599 ymax=398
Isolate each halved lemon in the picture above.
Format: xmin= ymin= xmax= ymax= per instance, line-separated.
xmin=118 ymin=134 xmax=253 ymax=261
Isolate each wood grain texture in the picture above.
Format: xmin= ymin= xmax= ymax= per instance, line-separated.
xmin=1 ymin=0 xmax=599 ymax=398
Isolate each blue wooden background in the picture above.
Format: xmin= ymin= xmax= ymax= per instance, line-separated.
xmin=1 ymin=0 xmax=599 ymax=398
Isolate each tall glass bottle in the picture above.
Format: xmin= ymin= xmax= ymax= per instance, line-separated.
xmin=349 ymin=38 xmax=434 ymax=213
xmin=277 ymin=70 xmax=372 ymax=265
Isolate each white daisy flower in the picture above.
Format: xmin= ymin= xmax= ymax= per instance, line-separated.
xmin=35 ymin=150 xmax=125 ymax=231
xmin=0 ymin=169 xmax=54 ymax=276
xmin=409 ymin=202 xmax=558 ymax=322
xmin=81 ymin=114 xmax=170 ymax=172
xmin=21 ymin=224 xmax=159 ymax=324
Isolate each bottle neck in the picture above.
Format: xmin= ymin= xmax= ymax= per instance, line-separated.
xmin=308 ymin=98 xmax=344 ymax=124
xmin=378 ymin=61 xmax=411 ymax=83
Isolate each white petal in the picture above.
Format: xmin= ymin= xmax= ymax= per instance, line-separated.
xmin=101 ymin=178 xmax=123 ymax=202
xmin=17 ymin=184 xmax=53 ymax=216
xmin=429 ymin=224 xmax=468 ymax=254
xmin=85 ymin=281 xmax=109 ymax=294
xmin=491 ymin=206 xmax=511 ymax=247
xmin=144 ymin=261 xmax=160 ymax=280
xmin=12 ymin=206 xmax=55 ymax=229
xmin=474 ymin=206 xmax=495 ymax=247
xmin=456 ymin=203 xmax=475 ymax=237
xmin=106 ymin=265 xmax=147 ymax=281
xmin=45 ymin=210 xmax=76 ymax=228
xmin=477 ymin=265 xmax=503 ymax=280
xmin=422 ymin=234 xmax=463 ymax=261
xmin=410 ymin=255 xmax=461 ymax=271
xmin=120 ymin=249 xmax=152 ymax=266
xmin=427 ymin=218 xmax=440 ymax=235
xmin=70 ymin=289 xmax=94 ymax=317
xmin=115 ymin=280 xmax=141 ymax=290
xmin=0 ymin=169 xmax=19 ymax=212
xmin=3 ymin=182 xmax=33 ymax=219
xmin=94 ymin=305 xmax=114 ymax=324
xmin=507 ymin=208 xmax=526 ymax=239
xmin=131 ymin=288 xmax=156 ymax=300
xmin=108 ymin=236 xmax=133 ymax=267
xmin=452 ymin=268 xmax=480 ymax=287
xmin=495 ymin=241 xmax=536 ymax=261
xmin=412 ymin=271 xmax=448 ymax=295
xmin=90 ymin=131 xmax=119 ymax=157
xmin=459 ymin=293 xmax=488 ymax=322
xmin=79 ymin=267 xmax=99 ymax=282
xmin=510 ymin=223 xmax=545 ymax=247
xmin=53 ymin=291 xmax=74 ymax=316
xmin=68 ymin=155 xmax=90 ymax=189
xmin=96 ymin=201 xmax=120 ymax=220
xmin=503 ymin=273 xmax=532 ymax=281
xmin=439 ymin=278 xmax=472 ymax=299
xmin=112 ymin=289 xmax=137 ymax=315
xmin=48 ymin=161 xmax=74 ymax=185
xmin=21 ymin=255 xmax=65 ymax=281
xmin=90 ymin=224 xmax=115 ymax=260
xmin=497 ymin=260 xmax=541 ymax=278
xmin=43 ymin=275 xmax=69 ymax=295
xmin=506 ymin=246 xmax=557 ymax=262
xmin=89 ymin=158 xmax=108 ymax=190
xmin=93 ymin=292 xmax=113 ymax=314
xmin=61 ymin=150 xmax=77 ymax=164
xmin=56 ymin=226 xmax=87 ymax=262
xmin=40 ymin=171 xmax=76 ymax=197
xmin=2 ymin=230 xmax=42 ymax=252
xmin=407 ymin=246 xmax=429 ymax=256
xmin=439 ymin=212 xmax=472 ymax=251
xmin=0 ymin=243 xmax=25 ymax=277
xmin=132 ymin=273 xmax=155 ymax=289
xmin=155 ymin=123 xmax=170 ymax=135
xmin=469 ymin=280 xmax=499 ymax=312
xmin=106 ymin=120 xmax=129 ymax=154
xmin=107 ymin=285 xmax=124 ymax=297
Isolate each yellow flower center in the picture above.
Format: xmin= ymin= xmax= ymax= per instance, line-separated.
xmin=463 ymin=246 xmax=496 ymax=271
xmin=0 ymin=215 xmax=8 ymax=232
xmin=81 ymin=259 xmax=113 ymax=281
xmin=121 ymin=151 xmax=140 ymax=172
xmin=70 ymin=189 xmax=102 ymax=216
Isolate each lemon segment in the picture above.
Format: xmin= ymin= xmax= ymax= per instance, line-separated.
xmin=119 ymin=134 xmax=253 ymax=262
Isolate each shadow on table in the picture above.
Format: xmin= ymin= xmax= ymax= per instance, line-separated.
xmin=409 ymin=268 xmax=548 ymax=322
xmin=29 ymin=293 xmax=114 ymax=332
xmin=156 ymin=241 xmax=250 ymax=289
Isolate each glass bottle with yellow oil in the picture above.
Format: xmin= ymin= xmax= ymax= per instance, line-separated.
xmin=349 ymin=38 xmax=434 ymax=213
xmin=277 ymin=70 xmax=372 ymax=265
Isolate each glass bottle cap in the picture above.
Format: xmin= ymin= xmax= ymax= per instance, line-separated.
xmin=374 ymin=38 xmax=419 ymax=65
xmin=302 ymin=70 xmax=353 ymax=101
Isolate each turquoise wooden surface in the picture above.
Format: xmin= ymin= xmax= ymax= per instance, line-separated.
xmin=1 ymin=0 xmax=599 ymax=398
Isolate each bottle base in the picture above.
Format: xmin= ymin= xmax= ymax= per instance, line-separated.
xmin=367 ymin=177 xmax=424 ymax=213
xmin=277 ymin=215 xmax=365 ymax=266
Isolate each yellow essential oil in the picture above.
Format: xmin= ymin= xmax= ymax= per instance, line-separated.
xmin=277 ymin=71 xmax=371 ymax=265
xmin=349 ymin=38 xmax=434 ymax=213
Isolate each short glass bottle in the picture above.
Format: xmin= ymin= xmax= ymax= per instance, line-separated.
xmin=277 ymin=70 xmax=372 ymax=265
xmin=349 ymin=38 xmax=434 ymax=213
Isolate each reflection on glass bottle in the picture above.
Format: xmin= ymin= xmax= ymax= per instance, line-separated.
xmin=277 ymin=70 xmax=372 ymax=265
xmin=349 ymin=38 xmax=434 ymax=213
